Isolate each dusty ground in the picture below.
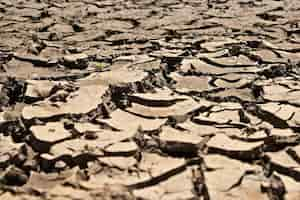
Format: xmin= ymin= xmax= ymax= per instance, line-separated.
xmin=0 ymin=0 xmax=300 ymax=199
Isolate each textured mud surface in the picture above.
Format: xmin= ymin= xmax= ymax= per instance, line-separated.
xmin=0 ymin=0 xmax=300 ymax=199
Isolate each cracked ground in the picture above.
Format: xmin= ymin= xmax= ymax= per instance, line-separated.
xmin=0 ymin=0 xmax=300 ymax=199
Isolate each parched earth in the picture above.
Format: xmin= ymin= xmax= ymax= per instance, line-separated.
xmin=0 ymin=0 xmax=300 ymax=199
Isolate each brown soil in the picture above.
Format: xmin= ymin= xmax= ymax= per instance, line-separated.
xmin=0 ymin=0 xmax=300 ymax=199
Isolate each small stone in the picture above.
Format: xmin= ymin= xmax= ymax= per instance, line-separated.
xmin=84 ymin=131 xmax=98 ymax=140
xmin=49 ymin=90 xmax=69 ymax=102
xmin=63 ymin=53 xmax=89 ymax=69
xmin=0 ymin=154 xmax=10 ymax=168
xmin=55 ymin=160 xmax=67 ymax=170
xmin=63 ymin=120 xmax=75 ymax=130
xmin=3 ymin=166 xmax=28 ymax=186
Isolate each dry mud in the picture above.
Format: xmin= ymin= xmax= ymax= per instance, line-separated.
xmin=0 ymin=0 xmax=300 ymax=199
